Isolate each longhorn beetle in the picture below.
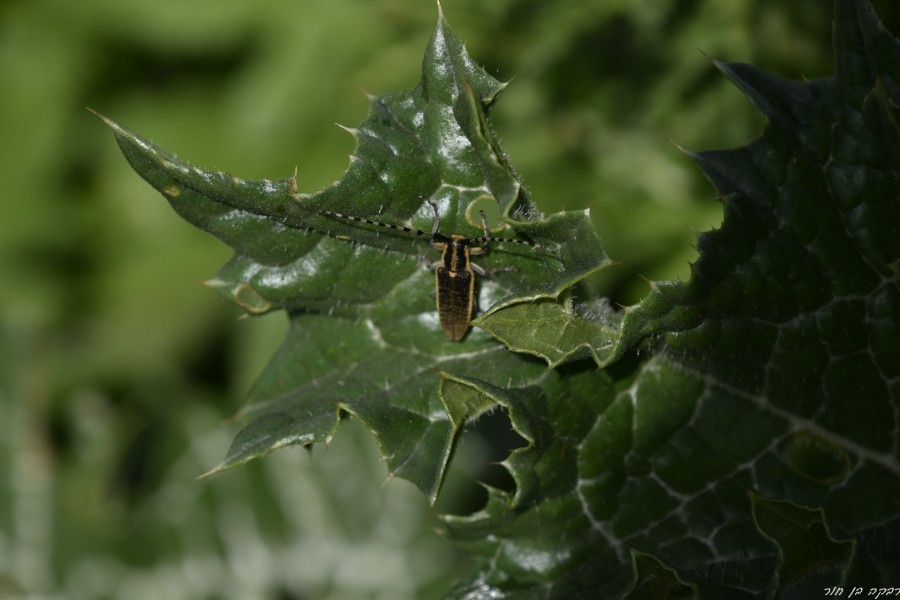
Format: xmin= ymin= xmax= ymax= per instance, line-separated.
xmin=294 ymin=191 xmax=544 ymax=340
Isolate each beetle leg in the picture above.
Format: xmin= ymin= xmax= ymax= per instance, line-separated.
xmin=472 ymin=262 xmax=517 ymax=277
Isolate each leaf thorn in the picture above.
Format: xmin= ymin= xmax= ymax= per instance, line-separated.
xmin=289 ymin=165 xmax=300 ymax=198
xmin=336 ymin=123 xmax=359 ymax=137
xmin=670 ymin=139 xmax=697 ymax=159
xmin=354 ymin=83 xmax=376 ymax=101
xmin=638 ymin=274 xmax=658 ymax=290
xmin=85 ymin=106 xmax=112 ymax=126
xmin=196 ymin=463 xmax=224 ymax=480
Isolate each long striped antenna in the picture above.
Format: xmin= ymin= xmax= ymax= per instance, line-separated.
xmin=469 ymin=205 xmax=546 ymax=250
xmin=317 ymin=207 xmax=435 ymax=240
xmin=290 ymin=169 xmax=543 ymax=250
xmin=318 ymin=200 xmax=544 ymax=250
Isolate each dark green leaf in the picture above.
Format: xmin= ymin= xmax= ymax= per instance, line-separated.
xmin=439 ymin=0 xmax=900 ymax=597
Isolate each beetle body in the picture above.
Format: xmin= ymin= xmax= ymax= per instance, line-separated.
xmin=433 ymin=235 xmax=486 ymax=340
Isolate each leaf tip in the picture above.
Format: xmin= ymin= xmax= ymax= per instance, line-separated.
xmin=694 ymin=47 xmax=715 ymax=64
xmin=86 ymin=107 xmax=121 ymax=132
xmin=670 ymin=139 xmax=697 ymax=159
xmin=196 ymin=463 xmax=224 ymax=480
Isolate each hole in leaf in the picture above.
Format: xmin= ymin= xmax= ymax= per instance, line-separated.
xmin=466 ymin=195 xmax=503 ymax=232
xmin=434 ymin=408 xmax=528 ymax=516
xmin=782 ymin=431 xmax=851 ymax=483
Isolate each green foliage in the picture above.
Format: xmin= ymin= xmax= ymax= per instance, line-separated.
xmin=4 ymin=0 xmax=899 ymax=597
xmin=99 ymin=0 xmax=900 ymax=597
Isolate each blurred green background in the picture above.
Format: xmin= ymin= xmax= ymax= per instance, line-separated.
xmin=1 ymin=0 xmax=896 ymax=598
